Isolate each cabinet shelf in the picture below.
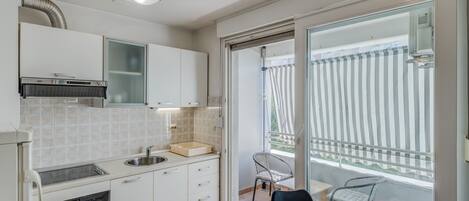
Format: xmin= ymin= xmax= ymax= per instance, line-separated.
xmin=104 ymin=39 xmax=147 ymax=107
xmin=109 ymin=70 xmax=143 ymax=76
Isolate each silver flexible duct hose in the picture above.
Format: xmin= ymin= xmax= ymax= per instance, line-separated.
xmin=22 ymin=0 xmax=67 ymax=29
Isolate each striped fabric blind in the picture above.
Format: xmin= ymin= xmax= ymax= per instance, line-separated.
xmin=267 ymin=64 xmax=295 ymax=134
xmin=307 ymin=46 xmax=434 ymax=181
xmin=265 ymin=62 xmax=296 ymax=153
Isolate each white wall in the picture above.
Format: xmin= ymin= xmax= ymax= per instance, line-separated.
xmin=0 ymin=0 xmax=20 ymax=132
xmin=194 ymin=25 xmax=222 ymax=98
xmin=19 ymin=1 xmax=194 ymax=49
xmin=265 ymin=40 xmax=295 ymax=58
xmin=216 ymin=0 xmax=345 ymax=38
xmin=456 ymin=0 xmax=469 ymax=200
xmin=233 ymin=48 xmax=264 ymax=190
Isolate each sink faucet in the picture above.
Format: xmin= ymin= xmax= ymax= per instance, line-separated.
xmin=145 ymin=145 xmax=153 ymax=158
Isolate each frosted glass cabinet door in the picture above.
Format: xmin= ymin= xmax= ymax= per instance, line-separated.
xmin=105 ymin=39 xmax=146 ymax=105
xmin=147 ymin=44 xmax=181 ymax=108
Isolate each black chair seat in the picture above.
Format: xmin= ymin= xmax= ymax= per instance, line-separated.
xmin=271 ymin=190 xmax=313 ymax=201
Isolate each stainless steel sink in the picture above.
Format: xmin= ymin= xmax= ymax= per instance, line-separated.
xmin=125 ymin=156 xmax=167 ymax=166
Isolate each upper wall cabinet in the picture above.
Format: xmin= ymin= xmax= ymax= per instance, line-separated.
xmin=104 ymin=39 xmax=147 ymax=106
xmin=181 ymin=50 xmax=208 ymax=107
xmin=147 ymin=44 xmax=207 ymax=108
xmin=147 ymin=44 xmax=181 ymax=108
xmin=20 ymin=23 xmax=103 ymax=81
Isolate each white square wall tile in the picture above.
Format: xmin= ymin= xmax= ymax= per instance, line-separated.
xmin=20 ymin=98 xmax=197 ymax=169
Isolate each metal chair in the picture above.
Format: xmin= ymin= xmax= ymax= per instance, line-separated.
xmin=252 ymin=152 xmax=294 ymax=201
xmin=271 ymin=189 xmax=313 ymax=201
xmin=328 ymin=176 xmax=386 ymax=201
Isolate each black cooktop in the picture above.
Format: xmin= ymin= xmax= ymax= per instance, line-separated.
xmin=38 ymin=164 xmax=107 ymax=186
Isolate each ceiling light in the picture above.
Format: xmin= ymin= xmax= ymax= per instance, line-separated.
xmin=133 ymin=0 xmax=161 ymax=5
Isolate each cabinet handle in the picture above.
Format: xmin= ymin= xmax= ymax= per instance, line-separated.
xmin=198 ymin=181 xmax=211 ymax=187
xmin=158 ymin=102 xmax=174 ymax=105
xmin=122 ymin=177 xmax=141 ymax=184
xmin=198 ymin=166 xmax=210 ymax=172
xmin=53 ymin=73 xmax=76 ymax=79
xmin=198 ymin=196 xmax=211 ymax=201
xmin=163 ymin=170 xmax=179 ymax=175
xmin=188 ymin=102 xmax=200 ymax=105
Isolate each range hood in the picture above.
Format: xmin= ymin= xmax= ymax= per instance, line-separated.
xmin=20 ymin=78 xmax=107 ymax=99
xmin=19 ymin=1 xmax=107 ymax=99
xmin=19 ymin=22 xmax=106 ymax=99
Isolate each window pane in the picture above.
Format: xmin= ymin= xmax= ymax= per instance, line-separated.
xmin=306 ymin=4 xmax=434 ymax=201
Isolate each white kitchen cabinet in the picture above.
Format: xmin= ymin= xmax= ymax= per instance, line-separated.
xmin=147 ymin=44 xmax=208 ymax=108
xmin=181 ymin=50 xmax=208 ymax=107
xmin=33 ymin=158 xmax=219 ymax=201
xmin=189 ymin=189 xmax=219 ymax=201
xmin=104 ymin=39 xmax=147 ymax=106
xmin=154 ymin=165 xmax=188 ymax=201
xmin=20 ymin=23 xmax=103 ymax=81
xmin=188 ymin=159 xmax=219 ymax=201
xmin=188 ymin=159 xmax=219 ymax=178
xmin=147 ymin=44 xmax=181 ymax=108
xmin=111 ymin=172 xmax=153 ymax=201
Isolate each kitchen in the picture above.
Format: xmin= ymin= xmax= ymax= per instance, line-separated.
xmin=0 ymin=0 xmax=467 ymax=201
xmin=2 ymin=0 xmax=228 ymax=201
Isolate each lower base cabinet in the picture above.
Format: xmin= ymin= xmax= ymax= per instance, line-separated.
xmin=188 ymin=159 xmax=219 ymax=201
xmin=107 ymin=158 xmax=219 ymax=201
xmin=34 ymin=159 xmax=219 ymax=201
xmin=154 ymin=165 xmax=188 ymax=201
xmin=111 ymin=172 xmax=153 ymax=201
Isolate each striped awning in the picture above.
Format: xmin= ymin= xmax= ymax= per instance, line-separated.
xmin=307 ymin=46 xmax=434 ymax=181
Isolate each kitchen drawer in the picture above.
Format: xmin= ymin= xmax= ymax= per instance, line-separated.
xmin=189 ymin=188 xmax=219 ymax=201
xmin=189 ymin=173 xmax=218 ymax=195
xmin=111 ymin=172 xmax=153 ymax=201
xmin=188 ymin=159 xmax=219 ymax=178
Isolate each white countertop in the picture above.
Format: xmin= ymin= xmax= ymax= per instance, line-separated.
xmin=36 ymin=151 xmax=220 ymax=194
xmin=0 ymin=130 xmax=32 ymax=145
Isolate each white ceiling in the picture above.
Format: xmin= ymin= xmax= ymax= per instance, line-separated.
xmin=57 ymin=0 xmax=273 ymax=30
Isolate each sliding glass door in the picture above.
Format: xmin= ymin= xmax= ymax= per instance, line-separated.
xmin=305 ymin=3 xmax=434 ymax=201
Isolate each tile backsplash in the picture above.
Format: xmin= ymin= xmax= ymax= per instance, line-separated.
xmin=194 ymin=107 xmax=222 ymax=152
xmin=20 ymin=98 xmax=194 ymax=169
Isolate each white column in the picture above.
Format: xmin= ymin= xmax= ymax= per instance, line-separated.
xmin=0 ymin=0 xmax=20 ymax=132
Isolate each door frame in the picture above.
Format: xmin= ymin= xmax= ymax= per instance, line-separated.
xmin=294 ymin=0 xmax=460 ymax=200
xmin=297 ymin=0 xmax=434 ymax=191
xmin=220 ymin=20 xmax=295 ymax=201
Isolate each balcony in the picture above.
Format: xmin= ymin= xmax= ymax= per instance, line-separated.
xmin=269 ymin=132 xmax=295 ymax=154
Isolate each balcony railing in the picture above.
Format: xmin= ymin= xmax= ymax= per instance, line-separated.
xmin=269 ymin=131 xmax=295 ymax=154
